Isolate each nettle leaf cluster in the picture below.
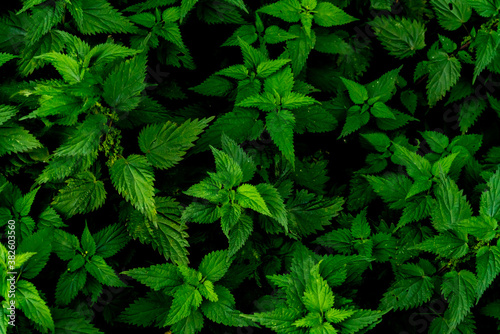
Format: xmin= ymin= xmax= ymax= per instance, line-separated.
xmin=0 ymin=0 xmax=500 ymax=333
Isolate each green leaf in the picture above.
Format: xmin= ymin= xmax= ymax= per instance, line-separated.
xmin=420 ymin=131 xmax=449 ymax=153
xmin=351 ymin=210 xmax=371 ymax=239
xmin=243 ymin=307 xmax=302 ymax=332
xmin=181 ymin=202 xmax=221 ymax=224
xmin=199 ymin=250 xmax=231 ymax=282
xmin=264 ymin=25 xmax=298 ymax=44
xmin=93 ymin=224 xmax=130 ymax=258
xmin=139 ymin=117 xmax=212 ymax=170
xmin=180 ymin=0 xmax=199 ymax=20
xmin=370 ymin=102 xmax=395 ymax=119
xmin=302 ymin=262 xmax=335 ymax=312
xmin=360 ymin=133 xmax=391 ymax=152
xmin=102 ymin=55 xmax=147 ymax=112
xmin=17 ymin=280 xmax=54 ymax=332
xmin=190 ymin=75 xmax=233 ymax=96
xmin=339 ymin=309 xmax=384 ymax=334
xmin=482 ymin=300 xmax=500 ymax=320
xmin=414 ymin=231 xmax=469 ymax=259
xmin=119 ymin=292 xmax=171 ymax=328
xmin=340 ymin=106 xmax=370 ymax=137
xmin=468 ymin=0 xmax=500 ymax=17
xmin=340 ymin=77 xmax=368 ymax=104
xmin=257 ymin=59 xmax=291 ymax=78
xmin=55 ymin=269 xmax=87 ymax=305
xmin=81 ymin=224 xmax=96 ymax=257
xmin=110 ymin=155 xmax=156 ymax=221
xmin=0 ymin=105 xmax=17 ymax=126
xmin=426 ymin=50 xmax=461 ymax=106
xmin=53 ymin=114 xmax=108 ymax=157
xmin=164 ymin=284 xmax=202 ymax=325
xmin=17 ymin=229 xmax=52 ymax=279
xmin=201 ymin=285 xmax=251 ymax=326
xmin=286 ymin=24 xmax=315 ymax=74
xmin=366 ymin=66 xmax=402 ymax=103
xmin=0 ymin=126 xmax=42 ymax=157
xmin=365 ymin=173 xmax=412 ymax=209
xmin=430 ymin=0 xmax=472 ymax=31
xmin=266 ymin=109 xmax=296 ymax=168
xmin=236 ymin=183 xmax=272 ymax=216
xmin=221 ymin=202 xmax=241 ymax=237
xmin=35 ymin=51 xmax=82 ymax=84
xmin=221 ymin=133 xmax=256 ymax=183
xmin=370 ymin=15 xmax=426 ymax=59
xmin=122 ymin=263 xmax=182 ymax=293
xmin=313 ymin=2 xmax=357 ymax=27
xmin=391 ymin=143 xmax=432 ymax=180
xmin=441 ymin=270 xmax=477 ymax=330
xmin=264 ymin=66 xmax=294 ymax=96
xmin=228 ymin=213 xmax=253 ymax=256
xmin=458 ymin=216 xmax=498 ymax=241
xmin=381 ymin=264 xmax=434 ymax=311
xmin=281 ymin=92 xmax=318 ymax=110
xmin=85 ymin=43 xmax=139 ymax=68
xmin=52 ymin=230 xmax=80 ymax=261
xmin=255 ymin=183 xmax=288 ymax=231
xmin=215 ymin=64 xmax=248 ymax=80
xmin=475 ymin=246 xmax=500 ymax=300
xmin=431 ymin=174 xmax=472 ymax=232
xmin=70 ymin=0 xmax=136 ymax=34
xmin=480 ymin=169 xmax=500 ymax=221
xmin=238 ymin=37 xmax=266 ymax=68
xmin=472 ymin=29 xmax=500 ymax=83
xmin=258 ymin=0 xmax=301 ymax=22
xmin=85 ymin=255 xmax=126 ymax=287
xmin=210 ymin=146 xmax=244 ymax=188
xmin=52 ymin=171 xmax=107 ymax=218
xmin=0 ymin=53 xmax=17 ymax=67
xmin=52 ymin=307 xmax=104 ymax=333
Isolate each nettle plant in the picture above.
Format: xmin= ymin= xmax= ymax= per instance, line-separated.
xmin=0 ymin=0 xmax=500 ymax=333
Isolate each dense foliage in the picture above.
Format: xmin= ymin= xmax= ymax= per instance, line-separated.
xmin=1 ymin=0 xmax=500 ymax=333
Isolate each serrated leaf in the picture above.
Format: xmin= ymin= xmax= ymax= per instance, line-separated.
xmin=17 ymin=280 xmax=54 ymax=332
xmin=190 ymin=75 xmax=233 ymax=96
xmin=210 ymin=146 xmax=244 ymax=188
xmin=199 ymin=250 xmax=231 ymax=282
xmin=221 ymin=133 xmax=256 ymax=183
xmin=313 ymin=2 xmax=357 ymax=27
xmin=93 ymin=224 xmax=130 ymax=258
xmin=228 ymin=213 xmax=253 ymax=256
xmin=286 ymin=24 xmax=315 ymax=74
xmin=119 ymin=292 xmax=171 ymax=328
xmin=370 ymin=15 xmax=426 ymax=59
xmin=414 ymin=231 xmax=469 ymax=259
xmin=430 ymin=0 xmax=472 ymax=31
xmin=85 ymin=255 xmax=126 ymax=287
xmin=392 ymin=143 xmax=432 ymax=180
xmin=264 ymin=25 xmax=298 ymax=44
xmin=52 ymin=307 xmax=104 ymax=333
xmin=255 ymin=183 xmax=288 ymax=231
xmin=35 ymin=51 xmax=82 ymax=83
xmin=164 ymin=284 xmax=202 ymax=325
xmin=257 ymin=59 xmax=291 ymax=78
xmin=201 ymin=285 xmax=251 ymax=326
xmin=381 ymin=264 xmax=434 ymax=311
xmin=55 ymin=269 xmax=87 ymax=305
xmin=266 ymin=109 xmax=296 ymax=168
xmin=370 ymin=102 xmax=395 ymax=119
xmin=361 ymin=133 xmax=390 ymax=152
xmin=52 ymin=171 xmax=107 ymax=218
xmin=236 ymin=183 xmax=272 ymax=216
xmin=139 ymin=117 xmax=212 ymax=170
xmin=110 ymin=155 xmax=156 ymax=221
xmin=421 ymin=131 xmax=449 ymax=153
xmin=258 ymin=0 xmax=301 ymax=22
xmin=122 ymin=263 xmax=182 ymax=292
xmin=340 ymin=77 xmax=368 ymax=104
xmin=70 ymin=0 xmax=136 ymax=34
xmin=302 ymin=263 xmax=334 ymax=312
xmin=17 ymin=229 xmax=52 ymax=279
xmin=426 ymin=50 xmax=461 ymax=106
xmin=53 ymin=114 xmax=108 ymax=157
xmin=472 ymin=29 xmax=500 ymax=83
xmin=0 ymin=126 xmax=42 ymax=157
xmin=432 ymin=174 xmax=472 ymax=232
xmin=102 ymin=55 xmax=146 ymax=112
xmin=441 ymin=270 xmax=477 ymax=330
xmin=468 ymin=0 xmax=500 ymax=17
xmin=475 ymin=246 xmax=500 ymax=300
